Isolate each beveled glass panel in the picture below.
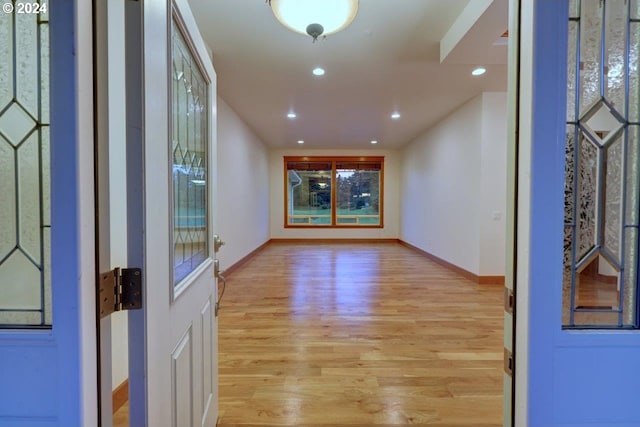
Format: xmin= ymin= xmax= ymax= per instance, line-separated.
xmin=43 ymin=228 xmax=51 ymax=324
xmin=42 ymin=127 xmax=50 ymax=225
xmin=172 ymin=63 xmax=180 ymax=146
xmin=562 ymin=225 xmax=573 ymax=326
xmin=0 ymin=311 xmax=42 ymax=326
xmin=0 ymin=0 xmax=50 ymax=328
xmin=577 ymin=134 xmax=598 ymax=259
xmin=177 ymin=77 xmax=188 ymax=158
xmin=604 ymin=0 xmax=627 ymax=114
xmin=0 ymin=137 xmax=16 ymax=258
xmin=579 ymin=0 xmax=604 ymax=116
xmin=568 ymin=21 xmax=579 ymax=122
xmin=564 ymin=0 xmax=640 ymax=328
xmin=18 ymin=134 xmax=41 ymax=263
xmin=627 ymin=126 xmax=640 ymax=226
xmin=623 ymin=227 xmax=638 ymax=325
xmin=15 ymin=9 xmax=38 ymax=118
xmin=565 ymin=126 xmax=577 ymax=224
xmin=172 ymin=17 xmax=209 ymax=287
xmin=40 ymin=22 xmax=49 ymax=124
xmin=603 ymin=133 xmax=623 ymax=259
xmin=0 ymin=251 xmax=41 ymax=309
xmin=582 ymin=101 xmax=624 ymax=146
xmin=0 ymin=4 xmax=13 ymax=109
xmin=174 ymin=232 xmax=185 ymax=271
xmin=0 ymin=103 xmax=37 ymax=146
xmin=575 ymin=254 xmax=620 ymax=311
xmin=573 ymin=311 xmax=620 ymax=326
xmin=38 ymin=0 xmax=48 ymax=23
xmin=630 ymin=22 xmax=640 ymax=123
xmin=569 ymin=0 xmax=580 ymax=19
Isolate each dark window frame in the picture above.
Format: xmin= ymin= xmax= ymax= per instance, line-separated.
xmin=283 ymin=156 xmax=384 ymax=229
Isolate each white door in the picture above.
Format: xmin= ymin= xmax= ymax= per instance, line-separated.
xmin=125 ymin=0 xmax=219 ymax=425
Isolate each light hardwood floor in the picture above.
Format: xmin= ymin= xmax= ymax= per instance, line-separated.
xmin=114 ymin=241 xmax=505 ymax=427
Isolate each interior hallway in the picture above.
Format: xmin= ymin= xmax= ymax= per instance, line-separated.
xmin=216 ymin=241 xmax=503 ymax=427
xmin=113 ymin=241 xmax=503 ymax=426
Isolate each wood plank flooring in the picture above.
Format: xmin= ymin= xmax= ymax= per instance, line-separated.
xmin=114 ymin=241 xmax=505 ymax=427
xmin=216 ymin=242 xmax=504 ymax=427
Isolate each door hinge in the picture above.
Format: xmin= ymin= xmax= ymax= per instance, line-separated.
xmin=504 ymin=348 xmax=514 ymax=377
xmin=99 ymin=267 xmax=143 ymax=318
xmin=504 ymin=287 xmax=514 ymax=314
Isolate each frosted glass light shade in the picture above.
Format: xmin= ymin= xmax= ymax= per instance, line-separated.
xmin=270 ymin=0 xmax=359 ymax=36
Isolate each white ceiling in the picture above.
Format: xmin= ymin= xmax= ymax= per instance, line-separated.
xmin=186 ymin=0 xmax=509 ymax=149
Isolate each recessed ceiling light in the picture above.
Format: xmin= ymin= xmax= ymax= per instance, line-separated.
xmin=313 ymin=67 xmax=325 ymax=76
xmin=370 ymin=140 xmax=378 ymax=144
xmin=472 ymin=67 xmax=487 ymax=76
xmin=391 ymin=112 xmax=401 ymax=120
xmin=287 ymin=112 xmax=297 ymax=119
xmin=297 ymin=140 xmax=304 ymax=144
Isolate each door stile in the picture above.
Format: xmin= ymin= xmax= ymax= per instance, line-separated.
xmin=124 ymin=0 xmax=146 ymax=425
xmin=94 ymin=0 xmax=113 ymax=424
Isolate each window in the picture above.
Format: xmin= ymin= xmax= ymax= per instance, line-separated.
xmin=562 ymin=0 xmax=640 ymax=328
xmin=171 ymin=16 xmax=209 ymax=286
xmin=285 ymin=157 xmax=383 ymax=228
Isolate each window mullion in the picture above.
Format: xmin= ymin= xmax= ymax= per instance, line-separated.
xmin=331 ymin=160 xmax=337 ymax=226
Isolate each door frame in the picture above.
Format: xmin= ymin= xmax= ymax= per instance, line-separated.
xmin=504 ymin=0 xmax=520 ymax=425
xmin=52 ymin=0 xmax=98 ymax=424
xmin=93 ymin=0 xmax=131 ymax=425
xmin=510 ymin=0 xmax=544 ymax=427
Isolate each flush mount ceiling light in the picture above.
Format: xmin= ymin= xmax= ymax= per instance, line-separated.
xmin=390 ymin=112 xmax=401 ymax=120
xmin=268 ymin=0 xmax=359 ymax=42
xmin=297 ymin=140 xmax=305 ymax=144
xmin=287 ymin=112 xmax=297 ymax=119
xmin=312 ymin=67 xmax=325 ymax=76
xmin=472 ymin=67 xmax=487 ymax=76
xmin=370 ymin=140 xmax=378 ymax=144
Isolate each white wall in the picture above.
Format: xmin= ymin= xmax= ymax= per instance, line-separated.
xmin=217 ymin=97 xmax=270 ymax=268
xmin=400 ymin=92 xmax=507 ymax=276
xmin=479 ymin=92 xmax=508 ymax=275
xmin=110 ymin=313 xmax=128 ymax=389
xmin=401 ymin=95 xmax=482 ymax=274
xmin=269 ymin=149 xmax=401 ymax=239
xmin=107 ymin=0 xmax=129 ymax=391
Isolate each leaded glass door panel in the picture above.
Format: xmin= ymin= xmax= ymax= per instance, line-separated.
xmin=563 ymin=0 xmax=640 ymax=328
xmin=0 ymin=0 xmax=51 ymax=327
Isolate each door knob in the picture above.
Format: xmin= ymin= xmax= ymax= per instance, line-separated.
xmin=213 ymin=234 xmax=225 ymax=252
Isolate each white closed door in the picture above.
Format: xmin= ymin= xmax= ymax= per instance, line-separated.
xmin=126 ymin=0 xmax=219 ymax=425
